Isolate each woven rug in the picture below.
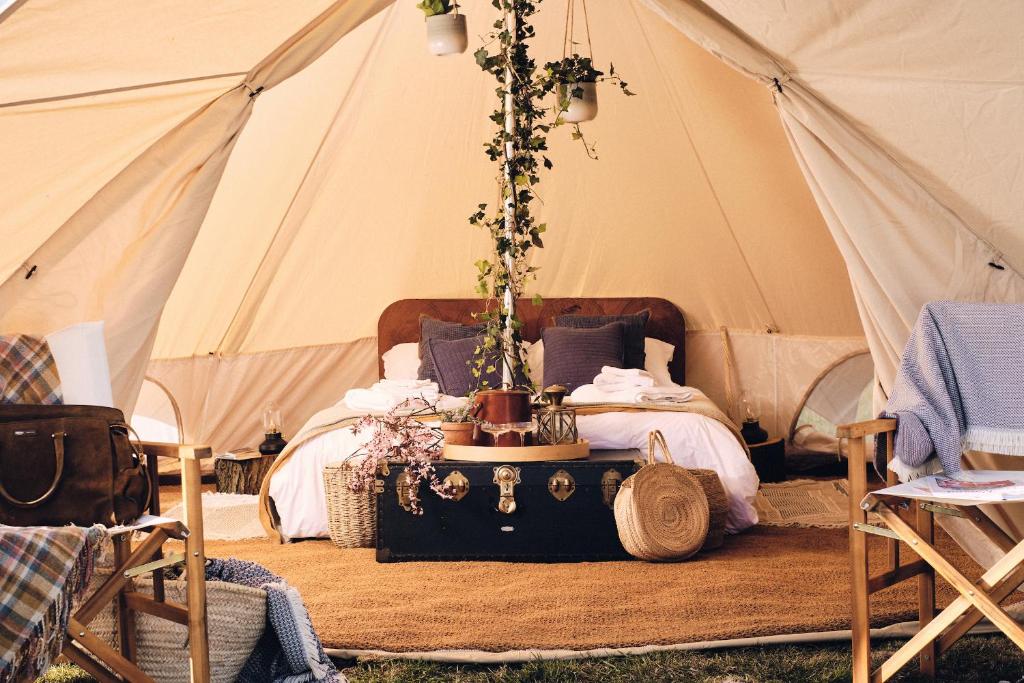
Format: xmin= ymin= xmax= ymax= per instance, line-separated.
xmin=163 ymin=493 xmax=265 ymax=541
xmin=755 ymin=479 xmax=854 ymax=529
xmin=186 ymin=526 xmax=1005 ymax=654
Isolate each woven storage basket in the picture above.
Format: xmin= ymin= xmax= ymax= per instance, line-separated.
xmin=687 ymin=469 xmax=728 ymax=550
xmin=613 ymin=431 xmax=710 ymax=562
xmin=88 ymin=574 xmax=266 ymax=683
xmin=324 ymin=461 xmax=376 ymax=548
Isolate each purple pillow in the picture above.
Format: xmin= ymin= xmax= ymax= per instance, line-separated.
xmin=417 ymin=316 xmax=485 ymax=383
xmin=426 ymin=336 xmax=502 ymax=397
xmin=542 ymin=322 xmax=626 ymax=392
xmin=554 ymin=309 xmax=649 ymax=369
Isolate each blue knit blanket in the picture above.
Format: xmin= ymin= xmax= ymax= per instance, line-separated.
xmin=881 ymin=301 xmax=1024 ymax=478
xmin=205 ymin=558 xmax=343 ymax=683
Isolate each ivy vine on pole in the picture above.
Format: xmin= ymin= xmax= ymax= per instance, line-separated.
xmin=467 ymin=0 xmax=633 ymax=390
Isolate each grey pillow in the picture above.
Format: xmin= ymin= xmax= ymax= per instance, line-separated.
xmin=554 ymin=309 xmax=650 ymax=369
xmin=417 ymin=316 xmax=485 ymax=383
xmin=426 ymin=336 xmax=501 ymax=397
xmin=542 ymin=322 xmax=626 ymax=392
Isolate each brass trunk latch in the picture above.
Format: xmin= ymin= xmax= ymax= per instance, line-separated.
xmin=493 ymin=465 xmax=521 ymax=514
xmin=374 ymin=461 xmax=391 ymax=495
xmin=444 ymin=470 xmax=470 ymax=501
xmin=396 ymin=470 xmax=414 ymax=513
xmin=601 ymin=468 xmax=623 ymax=508
xmin=547 ymin=469 xmax=576 ymax=501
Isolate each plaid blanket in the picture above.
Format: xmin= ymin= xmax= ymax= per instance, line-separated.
xmin=0 ymin=525 xmax=105 ymax=683
xmin=205 ymin=558 xmax=343 ymax=683
xmin=881 ymin=302 xmax=1024 ymax=478
xmin=0 ymin=334 xmax=62 ymax=405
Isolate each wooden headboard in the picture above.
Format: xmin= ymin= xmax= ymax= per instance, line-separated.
xmin=377 ymin=297 xmax=686 ymax=385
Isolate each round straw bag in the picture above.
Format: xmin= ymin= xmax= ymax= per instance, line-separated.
xmin=614 ymin=431 xmax=710 ymax=561
xmin=687 ymin=469 xmax=729 ymax=550
xmin=324 ymin=461 xmax=376 ymax=548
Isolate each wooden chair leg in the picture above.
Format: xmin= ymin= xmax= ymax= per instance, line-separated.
xmin=915 ymin=502 xmax=935 ymax=677
xmin=112 ymin=535 xmax=138 ymax=664
xmin=181 ymin=456 xmax=210 ymax=683
xmin=848 ymin=434 xmax=871 ymax=682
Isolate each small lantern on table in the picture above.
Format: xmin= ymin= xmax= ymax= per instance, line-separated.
xmin=259 ymin=400 xmax=288 ymax=456
xmin=536 ymin=385 xmax=579 ymax=445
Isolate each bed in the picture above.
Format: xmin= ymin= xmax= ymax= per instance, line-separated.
xmin=260 ymin=298 xmax=758 ymax=542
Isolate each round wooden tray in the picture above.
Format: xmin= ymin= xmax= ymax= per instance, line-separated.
xmin=442 ymin=440 xmax=591 ymax=462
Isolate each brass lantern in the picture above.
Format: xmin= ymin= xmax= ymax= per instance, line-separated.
xmin=536 ymin=385 xmax=578 ymax=445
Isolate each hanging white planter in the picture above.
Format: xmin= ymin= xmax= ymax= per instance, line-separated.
xmin=426 ymin=13 xmax=468 ymax=56
xmin=561 ymin=81 xmax=598 ymax=123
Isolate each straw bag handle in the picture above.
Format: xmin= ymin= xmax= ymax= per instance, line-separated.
xmin=646 ymin=430 xmax=676 ymax=466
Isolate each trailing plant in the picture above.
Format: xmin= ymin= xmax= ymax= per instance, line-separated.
xmin=346 ymin=400 xmax=453 ymax=515
xmin=416 ymin=0 xmax=456 ymax=17
xmin=543 ymin=54 xmax=635 ymax=158
xmin=467 ymin=1 xmax=633 ymax=386
xmin=439 ymin=393 xmax=480 ymax=423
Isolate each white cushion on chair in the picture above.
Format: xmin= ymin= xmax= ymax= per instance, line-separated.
xmin=44 ymin=321 xmax=114 ymax=407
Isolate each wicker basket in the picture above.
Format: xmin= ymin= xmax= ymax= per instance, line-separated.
xmin=88 ymin=575 xmax=266 ymax=683
xmin=324 ymin=461 xmax=376 ymax=548
xmin=688 ymin=469 xmax=728 ymax=550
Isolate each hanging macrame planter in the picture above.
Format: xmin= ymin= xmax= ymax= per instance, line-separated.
xmin=419 ymin=1 xmax=468 ymax=56
xmin=556 ymin=0 xmax=598 ymax=122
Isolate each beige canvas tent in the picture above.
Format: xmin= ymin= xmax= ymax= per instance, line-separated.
xmin=1 ymin=0 xmax=1021 ymax=453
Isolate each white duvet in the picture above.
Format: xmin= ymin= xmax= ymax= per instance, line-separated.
xmin=268 ymin=408 xmax=759 ymax=541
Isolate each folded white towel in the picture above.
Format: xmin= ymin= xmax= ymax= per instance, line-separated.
xmin=594 ymin=375 xmax=656 ymax=390
xmin=599 ymin=366 xmax=653 ymax=379
xmin=570 ymin=383 xmax=694 ymax=405
xmin=343 ymin=380 xmax=441 ymax=412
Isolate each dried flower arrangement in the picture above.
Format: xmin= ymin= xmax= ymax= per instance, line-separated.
xmin=345 ymin=400 xmax=454 ymax=514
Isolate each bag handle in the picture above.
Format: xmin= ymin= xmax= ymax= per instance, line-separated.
xmin=646 ymin=429 xmax=676 ymax=466
xmin=0 ymin=431 xmax=66 ymax=508
xmin=112 ymin=421 xmax=153 ymax=514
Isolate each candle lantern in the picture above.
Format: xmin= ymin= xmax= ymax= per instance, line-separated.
xmin=536 ymin=385 xmax=579 ymax=446
xmin=259 ymin=400 xmax=288 ymax=456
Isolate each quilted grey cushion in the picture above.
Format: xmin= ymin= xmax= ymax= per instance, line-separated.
xmin=426 ymin=336 xmax=501 ymax=396
xmin=417 ymin=316 xmax=485 ymax=383
xmin=542 ymin=322 xmax=626 ymax=392
xmin=554 ymin=309 xmax=650 ymax=369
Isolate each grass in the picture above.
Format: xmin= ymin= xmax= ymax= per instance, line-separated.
xmin=36 ymin=664 xmax=94 ymax=683
xmin=343 ymin=637 xmax=1024 ymax=683
xmin=39 ymin=637 xmax=1024 ymax=682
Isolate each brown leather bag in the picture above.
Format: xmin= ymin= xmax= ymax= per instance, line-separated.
xmin=0 ymin=404 xmax=150 ymax=526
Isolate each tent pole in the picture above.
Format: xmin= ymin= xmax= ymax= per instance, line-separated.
xmin=501 ymin=2 xmax=518 ymax=388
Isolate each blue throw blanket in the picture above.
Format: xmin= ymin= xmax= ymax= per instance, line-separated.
xmin=205 ymin=558 xmax=343 ymax=683
xmin=881 ymin=301 xmax=1024 ymax=478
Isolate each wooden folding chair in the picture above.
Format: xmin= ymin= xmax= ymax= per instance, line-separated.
xmin=839 ymin=419 xmax=1024 ymax=682
xmin=60 ymin=442 xmax=212 ymax=683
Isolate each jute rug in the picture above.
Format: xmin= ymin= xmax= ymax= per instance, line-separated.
xmin=754 ymin=479 xmax=853 ymax=528
xmin=194 ymin=526 xmax=1004 ymax=654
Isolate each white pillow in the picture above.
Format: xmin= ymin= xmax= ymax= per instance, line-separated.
xmin=526 ymin=339 xmax=544 ymax=387
xmin=382 ymin=342 xmax=420 ymax=380
xmin=644 ymin=337 xmax=677 ymax=387
xmin=44 ymin=321 xmax=114 ymax=407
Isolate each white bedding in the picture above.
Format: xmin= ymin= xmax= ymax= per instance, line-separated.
xmin=268 ymin=405 xmax=759 ymax=541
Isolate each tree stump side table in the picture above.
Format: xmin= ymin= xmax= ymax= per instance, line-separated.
xmin=215 ymin=454 xmax=278 ymax=495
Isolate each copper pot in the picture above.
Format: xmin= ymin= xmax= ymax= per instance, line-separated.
xmin=473 ymin=389 xmax=532 ymax=447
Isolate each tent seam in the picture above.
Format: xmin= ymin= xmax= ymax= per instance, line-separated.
xmin=213 ymin=4 xmax=399 ymax=355
xmin=0 ymin=72 xmax=249 ymax=109
xmin=627 ymin=0 xmax=781 ymax=333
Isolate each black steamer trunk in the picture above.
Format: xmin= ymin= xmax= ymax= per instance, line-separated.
xmin=376 ymin=458 xmax=639 ymax=562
